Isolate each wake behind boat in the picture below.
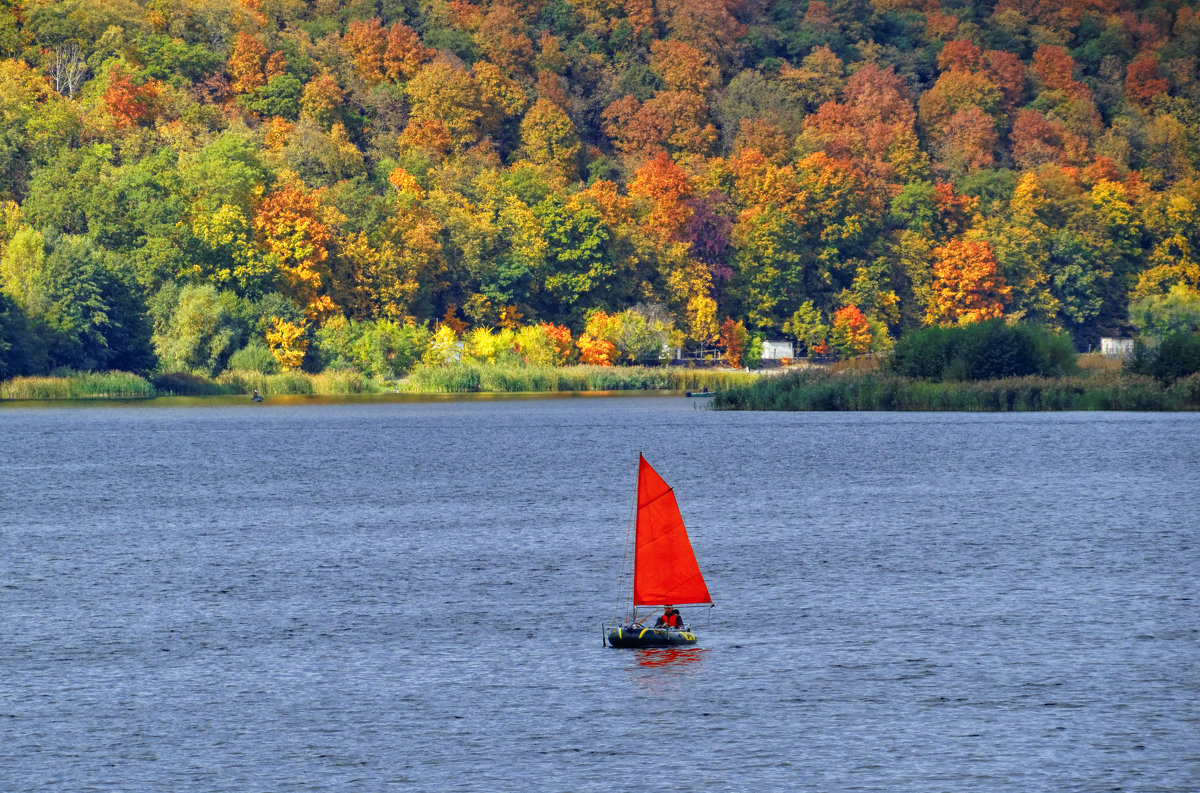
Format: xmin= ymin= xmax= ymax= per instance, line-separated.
xmin=605 ymin=455 xmax=712 ymax=649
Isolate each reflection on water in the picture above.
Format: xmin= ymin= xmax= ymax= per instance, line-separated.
xmin=629 ymin=647 xmax=708 ymax=668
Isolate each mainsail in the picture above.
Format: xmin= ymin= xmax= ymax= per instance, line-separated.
xmin=632 ymin=454 xmax=712 ymax=606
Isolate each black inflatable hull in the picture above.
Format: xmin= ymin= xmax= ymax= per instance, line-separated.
xmin=607 ymin=625 xmax=698 ymax=648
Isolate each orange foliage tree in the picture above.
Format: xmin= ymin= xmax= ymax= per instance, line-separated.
xmin=1125 ymin=54 xmax=1169 ymax=107
xmin=104 ymin=66 xmax=161 ymax=128
xmin=335 ymin=18 xmax=436 ymax=86
xmin=718 ymin=317 xmax=749 ymax=367
xmin=649 ymin=39 xmax=720 ymax=95
xmin=227 ymin=32 xmax=269 ymax=94
xmin=829 ymin=305 xmax=872 ymax=356
xmin=926 ymin=239 xmax=1012 ymax=326
xmin=576 ymin=335 xmax=615 ymax=365
xmin=801 ymin=63 xmax=924 ymax=182
xmin=254 ymin=185 xmax=335 ymax=320
xmin=628 ymin=151 xmax=693 ymax=242
xmin=540 ymin=322 xmax=573 ymax=364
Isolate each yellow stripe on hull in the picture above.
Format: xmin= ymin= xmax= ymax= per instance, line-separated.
xmin=606 ymin=626 xmax=699 ymax=648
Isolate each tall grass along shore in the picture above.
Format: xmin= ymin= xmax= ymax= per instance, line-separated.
xmin=397 ymin=362 xmax=753 ymax=393
xmin=1 ymin=365 xmax=750 ymax=400
xmin=710 ymin=369 xmax=1200 ymax=412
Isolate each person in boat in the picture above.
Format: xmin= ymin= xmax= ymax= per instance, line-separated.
xmin=655 ymin=606 xmax=683 ymax=629
xmin=252 ymin=388 xmax=262 ymax=402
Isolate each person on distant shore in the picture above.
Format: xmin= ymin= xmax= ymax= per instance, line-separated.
xmin=655 ymin=606 xmax=682 ymax=628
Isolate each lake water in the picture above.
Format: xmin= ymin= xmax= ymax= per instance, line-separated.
xmin=2 ymin=395 xmax=1198 ymax=791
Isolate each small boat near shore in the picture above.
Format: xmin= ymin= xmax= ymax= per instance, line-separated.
xmin=685 ymin=389 xmax=715 ymax=398
xmin=605 ymin=455 xmax=712 ymax=649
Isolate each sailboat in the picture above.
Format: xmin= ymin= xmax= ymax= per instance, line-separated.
xmin=606 ymin=454 xmax=712 ymax=648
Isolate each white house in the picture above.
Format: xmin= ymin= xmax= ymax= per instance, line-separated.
xmin=1100 ymin=337 xmax=1134 ymax=357
xmin=761 ymin=340 xmax=795 ymax=360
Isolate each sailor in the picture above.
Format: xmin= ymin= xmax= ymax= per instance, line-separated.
xmin=655 ymin=605 xmax=683 ymax=629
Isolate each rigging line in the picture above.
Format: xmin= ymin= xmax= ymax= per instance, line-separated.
xmin=613 ymin=462 xmax=638 ymax=623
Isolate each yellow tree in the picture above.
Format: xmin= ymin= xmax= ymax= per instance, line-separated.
xmin=227 ymin=32 xmax=268 ymax=94
xmin=518 ymin=98 xmax=580 ymax=180
xmin=649 ymin=39 xmax=719 ymax=95
xmin=665 ymin=255 xmax=719 ymax=345
xmin=266 ymin=317 xmax=309 ymax=370
xmin=404 ymin=60 xmax=483 ymax=149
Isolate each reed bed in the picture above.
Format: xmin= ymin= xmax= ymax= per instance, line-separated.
xmin=0 ymin=363 xmax=752 ymax=400
xmin=711 ymin=370 xmax=1200 ymax=412
xmin=216 ymin=370 xmax=377 ymax=396
xmin=399 ymin=362 xmax=754 ymax=393
xmin=148 ymin=370 xmax=380 ymax=396
xmin=0 ymin=371 xmax=156 ymax=400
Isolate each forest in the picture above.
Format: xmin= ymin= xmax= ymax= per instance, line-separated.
xmin=2 ymin=0 xmax=1200 ymax=382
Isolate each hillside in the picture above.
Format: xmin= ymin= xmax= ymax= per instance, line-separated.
xmin=2 ymin=0 xmax=1200 ymax=379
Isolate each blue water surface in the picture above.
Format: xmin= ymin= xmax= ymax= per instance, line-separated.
xmin=2 ymin=396 xmax=1198 ymax=791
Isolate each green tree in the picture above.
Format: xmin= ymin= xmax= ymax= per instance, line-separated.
xmin=152 ymin=283 xmax=248 ymax=375
xmin=531 ymin=194 xmax=615 ymax=322
xmin=783 ymin=300 xmax=828 ymax=356
xmin=241 ymin=73 xmax=304 ymax=119
xmin=7 ymin=232 xmax=155 ymax=372
xmin=0 ymin=59 xmax=82 ymax=199
xmin=0 ymin=290 xmax=38 ymax=377
xmin=1129 ymin=285 xmax=1200 ymax=341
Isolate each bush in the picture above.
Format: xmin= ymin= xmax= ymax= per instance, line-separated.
xmin=887 ymin=320 xmax=1077 ymax=381
xmin=1126 ymin=332 xmax=1200 ymax=384
xmin=314 ymin=318 xmax=431 ymax=379
xmin=1150 ymin=332 xmax=1200 ymax=383
xmin=228 ymin=341 xmax=279 ymax=374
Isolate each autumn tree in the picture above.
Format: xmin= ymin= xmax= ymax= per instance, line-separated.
xmin=104 ymin=66 xmax=162 ymax=128
xmin=628 ymin=151 xmax=693 ymax=243
xmin=227 ymin=32 xmax=268 ymax=94
xmin=926 ymin=239 xmax=1012 ymax=326
xmin=718 ymin=317 xmax=749 ymax=367
xmin=784 ymin=300 xmax=828 ymax=356
xmin=253 ymin=184 xmax=336 ymax=321
xmin=799 ymin=64 xmax=926 ymax=183
xmin=300 ymin=72 xmax=345 ymax=128
xmin=649 ymin=39 xmax=720 ymax=96
xmin=518 ymin=98 xmax=580 ymax=179
xmin=829 ymin=304 xmax=872 ymax=357
xmin=1125 ymin=54 xmax=1169 ymax=108
xmin=265 ymin=316 xmax=308 ymax=370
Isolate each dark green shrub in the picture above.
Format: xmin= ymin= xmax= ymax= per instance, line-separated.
xmin=1126 ymin=332 xmax=1200 ymax=384
xmin=887 ymin=320 xmax=1077 ymax=381
xmin=1151 ymin=332 xmax=1200 ymax=383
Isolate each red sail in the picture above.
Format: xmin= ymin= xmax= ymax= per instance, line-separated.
xmin=633 ymin=455 xmax=712 ymax=606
